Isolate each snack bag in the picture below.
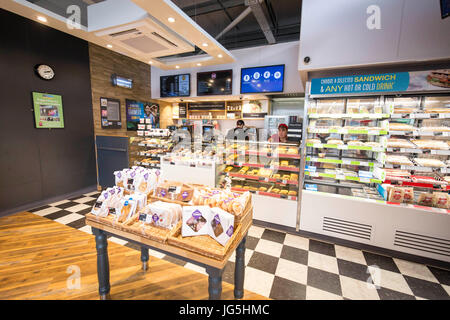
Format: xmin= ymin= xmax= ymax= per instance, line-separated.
xmin=182 ymin=206 xmax=211 ymax=237
xmin=403 ymin=187 xmax=414 ymax=204
xmin=432 ymin=192 xmax=449 ymax=209
xmin=210 ymin=207 xmax=235 ymax=246
xmin=417 ymin=193 xmax=433 ymax=207
xmin=388 ymin=187 xmax=404 ymax=203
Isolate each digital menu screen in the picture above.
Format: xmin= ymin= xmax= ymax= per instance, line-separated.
xmin=240 ymin=65 xmax=285 ymax=93
xmin=197 ymin=69 xmax=233 ymax=96
xmin=160 ymin=74 xmax=190 ymax=97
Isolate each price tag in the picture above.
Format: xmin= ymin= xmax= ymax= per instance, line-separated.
xmin=282 ymin=179 xmax=288 ymax=184
xmin=360 ymin=178 xmax=371 ymax=183
xmin=430 ymin=113 xmax=439 ymax=119
xmin=309 ymin=172 xmax=319 ymax=177
xmin=368 ymin=130 xmax=379 ymax=135
xmin=336 ymin=174 xmax=346 ymax=180
xmin=137 ymin=131 xmax=144 ymax=136
xmin=144 ymin=131 xmax=151 ymax=136
xmin=439 ymin=113 xmax=450 ymax=119
xmin=342 ymin=159 xmax=351 ymax=165
xmin=145 ymin=119 xmax=151 ymax=124
xmin=138 ymin=124 xmax=146 ymax=130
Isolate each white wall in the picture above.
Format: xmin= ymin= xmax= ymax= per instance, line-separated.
xmin=298 ymin=0 xmax=450 ymax=72
xmin=152 ymin=41 xmax=304 ymax=99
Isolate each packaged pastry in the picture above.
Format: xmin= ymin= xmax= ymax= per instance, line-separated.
xmin=364 ymin=141 xmax=381 ymax=148
xmin=117 ymin=198 xmax=137 ymax=223
xmin=280 ymin=160 xmax=289 ymax=167
xmin=91 ymin=190 xmax=110 ymax=217
xmin=424 ymin=108 xmax=450 ymax=113
xmin=403 ymin=187 xmax=414 ymax=203
xmin=224 ymin=166 xmax=233 ymax=173
xmin=210 ymin=207 xmax=235 ymax=246
xmin=411 ymin=140 xmax=449 ymax=150
xmin=182 ymin=206 xmax=211 ymax=237
xmin=231 ymin=192 xmax=250 ymax=216
xmin=290 ymin=173 xmax=298 ymax=180
xmin=126 ymin=193 xmax=147 ymax=213
xmin=327 ymin=139 xmax=344 ymax=145
xmin=148 ymin=201 xmax=182 ymax=229
xmin=388 ymin=187 xmax=404 ymax=203
xmin=387 ymin=138 xmax=415 ymax=148
xmin=280 ymin=190 xmax=288 ymax=195
xmin=432 ymin=192 xmax=449 ymax=209
xmin=389 ymin=123 xmax=414 ymax=131
xmin=125 ymin=170 xmax=138 ymax=192
xmin=417 ymin=193 xmax=433 ymax=207
xmin=288 ymin=191 xmax=297 ymax=196
xmin=414 ymin=158 xmax=446 ymax=168
xmin=347 ymin=140 xmax=365 ymax=146
xmin=393 ymin=107 xmax=417 ymax=114
xmin=114 ymin=170 xmax=125 ymax=188
xmin=419 ymin=126 xmax=450 ymax=132
xmin=259 ymin=187 xmax=267 ymax=192
xmin=271 ymin=188 xmax=280 ymax=194
xmin=306 ymin=139 xmax=321 ymax=144
xmin=385 ymin=155 xmax=413 ymax=166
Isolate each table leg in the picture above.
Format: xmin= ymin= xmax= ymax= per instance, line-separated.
xmin=206 ymin=266 xmax=223 ymax=300
xmin=93 ymin=228 xmax=111 ymax=300
xmin=141 ymin=247 xmax=149 ymax=271
xmin=234 ymin=234 xmax=247 ymax=299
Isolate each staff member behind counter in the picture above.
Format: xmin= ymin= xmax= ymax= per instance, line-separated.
xmin=268 ymin=123 xmax=289 ymax=143
xmin=226 ymin=120 xmax=248 ymax=140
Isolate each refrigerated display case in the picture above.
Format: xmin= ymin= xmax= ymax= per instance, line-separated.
xmin=298 ymin=80 xmax=450 ymax=263
xmin=219 ymin=140 xmax=301 ymax=227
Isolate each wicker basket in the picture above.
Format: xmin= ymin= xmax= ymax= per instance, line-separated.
xmin=167 ymin=206 xmax=253 ymax=260
xmin=126 ymin=220 xmax=181 ymax=243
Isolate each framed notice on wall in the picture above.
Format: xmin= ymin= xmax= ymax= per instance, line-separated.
xmin=100 ymin=97 xmax=122 ymax=129
xmin=32 ymin=92 xmax=64 ymax=129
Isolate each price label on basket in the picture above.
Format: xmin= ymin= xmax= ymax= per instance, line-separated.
xmin=336 ymin=174 xmax=346 ymax=180
xmin=360 ymin=177 xmax=371 ymax=183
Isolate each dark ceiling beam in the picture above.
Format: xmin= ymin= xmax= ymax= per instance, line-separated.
xmin=182 ymin=0 xmax=245 ymax=16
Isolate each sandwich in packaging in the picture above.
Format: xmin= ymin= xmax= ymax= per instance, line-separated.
xmin=210 ymin=207 xmax=235 ymax=246
xmin=182 ymin=206 xmax=211 ymax=237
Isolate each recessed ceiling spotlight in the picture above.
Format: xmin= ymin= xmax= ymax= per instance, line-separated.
xmin=197 ymin=63 xmax=202 ymax=66
xmin=37 ymin=16 xmax=47 ymax=23
xmin=106 ymin=44 xmax=113 ymax=49
xmin=149 ymin=61 xmax=153 ymax=64
xmin=175 ymin=65 xmax=180 ymax=69
xmin=218 ymin=54 xmax=223 ymax=58
xmin=168 ymin=17 xmax=175 ymax=23
xmin=202 ymin=43 xmax=208 ymax=47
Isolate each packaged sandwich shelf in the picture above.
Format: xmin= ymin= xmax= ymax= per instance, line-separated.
xmin=302 ymin=97 xmax=388 ymax=200
xmin=380 ymin=95 xmax=450 ymax=210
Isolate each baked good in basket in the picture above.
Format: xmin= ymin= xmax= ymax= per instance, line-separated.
xmin=414 ymin=158 xmax=446 ymax=168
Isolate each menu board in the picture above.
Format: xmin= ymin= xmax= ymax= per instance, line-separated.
xmin=188 ymin=102 xmax=225 ymax=110
xmin=32 ymin=92 xmax=64 ymax=129
xmin=100 ymin=97 xmax=121 ymax=129
xmin=126 ymin=99 xmax=159 ymax=131
xmin=197 ymin=70 xmax=232 ymax=96
xmin=241 ymin=65 xmax=285 ymax=93
xmin=160 ymin=74 xmax=190 ymax=97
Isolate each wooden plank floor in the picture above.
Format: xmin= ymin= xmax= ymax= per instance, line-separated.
xmin=0 ymin=212 xmax=267 ymax=300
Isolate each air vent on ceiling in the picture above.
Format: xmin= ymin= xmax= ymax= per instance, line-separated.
xmin=394 ymin=230 xmax=450 ymax=257
xmin=108 ymin=28 xmax=140 ymax=38
xmin=120 ymin=35 xmax=167 ymax=53
xmin=151 ymin=32 xmax=178 ymax=48
xmin=322 ymin=217 xmax=372 ymax=241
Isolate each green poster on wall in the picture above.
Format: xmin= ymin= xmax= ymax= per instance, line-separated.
xmin=32 ymin=92 xmax=64 ymax=128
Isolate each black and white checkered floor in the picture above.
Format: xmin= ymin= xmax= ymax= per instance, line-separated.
xmin=29 ymin=191 xmax=450 ymax=300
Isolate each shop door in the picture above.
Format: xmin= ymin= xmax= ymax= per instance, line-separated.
xmin=96 ymin=135 xmax=129 ymax=187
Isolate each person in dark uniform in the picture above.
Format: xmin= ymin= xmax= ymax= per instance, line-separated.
xmin=226 ymin=120 xmax=247 ymax=140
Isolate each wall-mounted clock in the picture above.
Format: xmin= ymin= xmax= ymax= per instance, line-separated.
xmin=35 ymin=64 xmax=55 ymax=80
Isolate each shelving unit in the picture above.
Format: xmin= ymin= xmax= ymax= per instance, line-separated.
xmin=132 ymin=120 xmax=173 ymax=169
xmin=302 ymin=96 xmax=387 ymax=200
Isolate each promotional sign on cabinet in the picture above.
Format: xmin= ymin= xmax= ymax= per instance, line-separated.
xmin=310 ymin=70 xmax=450 ymax=95
xmin=32 ymin=92 xmax=64 ymax=129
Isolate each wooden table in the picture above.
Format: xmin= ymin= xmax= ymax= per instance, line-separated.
xmin=85 ymin=217 xmax=250 ymax=300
